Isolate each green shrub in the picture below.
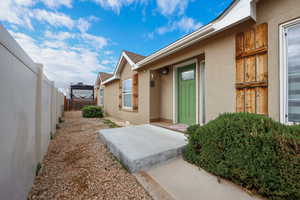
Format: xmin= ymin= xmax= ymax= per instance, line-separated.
xmin=82 ymin=106 xmax=103 ymax=118
xmin=183 ymin=113 xmax=300 ymax=200
xmin=103 ymin=119 xmax=120 ymax=128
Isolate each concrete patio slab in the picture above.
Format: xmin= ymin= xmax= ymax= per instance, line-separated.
xmin=142 ymin=158 xmax=264 ymax=200
xmin=98 ymin=124 xmax=187 ymax=173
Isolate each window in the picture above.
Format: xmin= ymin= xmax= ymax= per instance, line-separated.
xmin=99 ymin=88 xmax=104 ymax=105
xmin=122 ymin=79 xmax=132 ymax=109
xmin=281 ymin=19 xmax=300 ymax=123
xmin=181 ymin=70 xmax=195 ymax=80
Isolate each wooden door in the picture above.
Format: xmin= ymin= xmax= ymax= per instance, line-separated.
xmin=236 ymin=23 xmax=268 ymax=115
xmin=177 ymin=64 xmax=196 ymax=125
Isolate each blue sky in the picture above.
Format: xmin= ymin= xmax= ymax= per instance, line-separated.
xmin=0 ymin=0 xmax=232 ymax=90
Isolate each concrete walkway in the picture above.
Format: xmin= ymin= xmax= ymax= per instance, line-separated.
xmin=136 ymin=158 xmax=264 ymax=200
xmin=98 ymin=124 xmax=187 ymax=172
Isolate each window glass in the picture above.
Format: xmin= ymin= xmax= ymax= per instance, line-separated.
xmin=123 ymin=94 xmax=132 ymax=108
xmin=122 ymin=79 xmax=132 ymax=108
xmin=181 ymin=70 xmax=194 ymax=80
xmin=99 ymin=88 xmax=104 ymax=105
xmin=287 ymin=23 xmax=300 ymax=122
xmin=123 ymin=79 xmax=132 ymax=92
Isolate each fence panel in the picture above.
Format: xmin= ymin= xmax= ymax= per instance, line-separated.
xmin=0 ymin=25 xmax=65 ymax=200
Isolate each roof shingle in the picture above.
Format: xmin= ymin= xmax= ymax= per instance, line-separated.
xmin=124 ymin=50 xmax=146 ymax=63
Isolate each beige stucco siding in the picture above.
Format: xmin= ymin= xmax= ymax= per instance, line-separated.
xmin=160 ymin=67 xmax=173 ymax=120
xmin=256 ymin=0 xmax=300 ymax=121
xmin=150 ymin=71 xmax=161 ymax=119
xmin=104 ymin=62 xmax=150 ymax=124
xmin=204 ymin=30 xmax=237 ymax=121
xmin=103 ymin=81 xmax=119 ymax=117
xmin=120 ymin=63 xmax=133 ymax=80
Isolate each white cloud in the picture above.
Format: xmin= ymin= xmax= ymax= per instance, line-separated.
xmin=1 ymin=5 xmax=95 ymax=32
xmin=15 ymin=0 xmax=35 ymax=6
xmin=92 ymin=0 xmax=146 ymax=14
xmin=80 ymin=33 xmax=108 ymax=50
xmin=156 ymin=0 xmax=189 ymax=16
xmin=104 ymin=50 xmax=113 ymax=55
xmin=0 ymin=0 xmax=74 ymax=30
xmin=157 ymin=16 xmax=202 ymax=35
xmin=9 ymin=30 xmax=108 ymax=90
xmin=42 ymin=40 xmax=68 ymax=49
xmin=77 ymin=18 xmax=91 ymax=33
xmin=40 ymin=0 xmax=72 ymax=9
xmin=33 ymin=9 xmax=75 ymax=29
xmin=0 ymin=0 xmax=34 ymax=29
xmin=175 ymin=16 xmax=202 ymax=32
xmin=101 ymin=59 xmax=113 ymax=64
xmin=45 ymin=30 xmax=74 ymax=40
xmin=146 ymin=32 xmax=154 ymax=39
xmin=90 ymin=0 xmax=190 ymax=16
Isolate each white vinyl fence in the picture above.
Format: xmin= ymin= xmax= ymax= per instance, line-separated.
xmin=0 ymin=25 xmax=64 ymax=200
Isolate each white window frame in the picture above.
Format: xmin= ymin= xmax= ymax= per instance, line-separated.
xmin=199 ymin=61 xmax=206 ymax=125
xmin=280 ymin=18 xmax=300 ymax=124
xmin=122 ymin=78 xmax=133 ymax=109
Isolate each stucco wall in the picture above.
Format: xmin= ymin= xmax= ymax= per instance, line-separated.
xmin=150 ymin=70 xmax=161 ymax=120
xmin=160 ymin=67 xmax=173 ymax=120
xmin=0 ymin=25 xmax=64 ymax=200
xmin=204 ymin=30 xmax=237 ymax=121
xmin=256 ymin=0 xmax=300 ymax=121
xmin=103 ymin=81 xmax=119 ymax=118
xmin=104 ymin=61 xmax=150 ymax=124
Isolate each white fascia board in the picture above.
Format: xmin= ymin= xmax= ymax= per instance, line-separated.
xmin=103 ymin=51 xmax=138 ymax=85
xmin=213 ymin=0 xmax=254 ymax=30
xmin=113 ymin=51 xmax=138 ymax=78
xmin=101 ymin=76 xmax=119 ymax=85
xmin=135 ymin=0 xmax=256 ymax=69
xmin=123 ymin=52 xmax=138 ymax=69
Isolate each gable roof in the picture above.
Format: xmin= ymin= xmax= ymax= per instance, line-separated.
xmin=102 ymin=50 xmax=145 ymax=85
xmin=124 ymin=50 xmax=146 ymax=63
xmin=95 ymin=72 xmax=113 ymax=86
xmin=100 ymin=72 xmax=113 ymax=81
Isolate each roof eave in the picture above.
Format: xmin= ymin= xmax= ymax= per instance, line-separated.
xmin=102 ymin=76 xmax=119 ymax=85
xmin=135 ymin=0 xmax=257 ymax=69
xmin=134 ymin=24 xmax=215 ymax=69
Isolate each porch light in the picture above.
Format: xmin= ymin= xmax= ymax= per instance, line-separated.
xmin=160 ymin=67 xmax=169 ymax=75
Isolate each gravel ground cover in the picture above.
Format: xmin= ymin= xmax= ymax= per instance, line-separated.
xmin=28 ymin=111 xmax=152 ymax=200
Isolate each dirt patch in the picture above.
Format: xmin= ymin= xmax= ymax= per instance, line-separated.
xmin=28 ymin=111 xmax=152 ymax=200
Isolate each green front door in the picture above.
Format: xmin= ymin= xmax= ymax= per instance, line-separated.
xmin=177 ymin=64 xmax=196 ymax=125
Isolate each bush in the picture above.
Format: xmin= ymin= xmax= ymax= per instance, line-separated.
xmin=82 ymin=106 xmax=103 ymax=118
xmin=103 ymin=119 xmax=120 ymax=128
xmin=183 ymin=113 xmax=300 ymax=200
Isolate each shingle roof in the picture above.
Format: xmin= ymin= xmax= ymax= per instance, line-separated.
xmin=124 ymin=50 xmax=146 ymax=64
xmin=99 ymin=72 xmax=113 ymax=82
xmin=95 ymin=72 xmax=113 ymax=86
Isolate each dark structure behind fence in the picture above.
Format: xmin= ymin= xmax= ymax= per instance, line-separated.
xmin=65 ymin=82 xmax=96 ymax=111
